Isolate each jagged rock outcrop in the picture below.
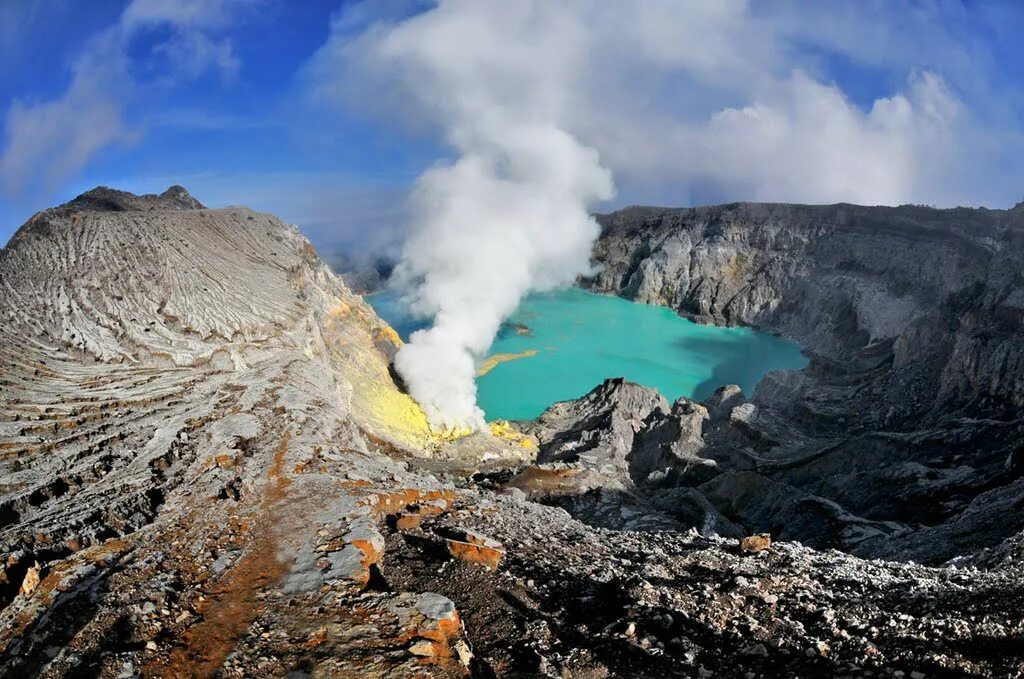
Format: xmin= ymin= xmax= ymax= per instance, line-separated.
xmin=0 ymin=188 xmax=1021 ymax=677
xmin=573 ymin=202 xmax=1024 ymax=564
xmin=521 ymin=379 xmax=902 ymax=547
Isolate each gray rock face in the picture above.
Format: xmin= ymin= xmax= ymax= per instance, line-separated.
xmin=527 ymin=378 xmax=669 ymax=469
xmin=65 ymin=185 xmax=206 ymax=212
xmin=570 ymin=202 xmax=1024 ymax=563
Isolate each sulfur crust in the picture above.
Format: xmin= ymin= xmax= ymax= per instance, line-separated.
xmin=489 ymin=420 xmax=537 ymax=449
xmin=475 ymin=349 xmax=539 ymax=377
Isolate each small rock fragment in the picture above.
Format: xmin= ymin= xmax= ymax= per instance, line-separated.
xmin=454 ymin=639 xmax=474 ymax=666
xmin=409 ymin=640 xmax=435 ymax=657
xmin=740 ymin=533 xmax=772 ymax=554
xmin=444 ymin=528 xmax=505 ymax=569
xmin=20 ymin=564 xmax=41 ymax=596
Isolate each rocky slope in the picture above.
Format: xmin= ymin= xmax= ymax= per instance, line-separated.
xmin=0 ymin=189 xmax=1021 ymax=677
xmin=570 ymin=202 xmax=1024 ymax=564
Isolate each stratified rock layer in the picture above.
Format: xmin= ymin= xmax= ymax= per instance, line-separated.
xmin=0 ymin=189 xmax=1021 ymax=677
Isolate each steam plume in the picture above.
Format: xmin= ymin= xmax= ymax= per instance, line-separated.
xmin=394 ymin=127 xmax=612 ymax=430
xmin=367 ymin=3 xmax=614 ymax=430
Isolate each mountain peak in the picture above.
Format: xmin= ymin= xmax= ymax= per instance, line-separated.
xmin=66 ymin=184 xmax=205 ymax=212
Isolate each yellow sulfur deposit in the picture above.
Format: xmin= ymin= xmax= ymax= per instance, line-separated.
xmin=352 ymin=375 xmax=480 ymax=451
xmin=475 ymin=349 xmax=539 ymax=377
xmin=489 ymin=420 xmax=537 ymax=449
xmin=355 ymin=376 xmax=433 ymax=445
xmin=332 ymin=305 xmax=536 ymax=453
xmin=372 ymin=323 xmax=402 ymax=347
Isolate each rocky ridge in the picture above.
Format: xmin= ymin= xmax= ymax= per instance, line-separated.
xmin=0 ymin=189 xmax=1020 ymax=677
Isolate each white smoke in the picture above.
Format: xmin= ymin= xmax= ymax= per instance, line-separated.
xmin=344 ymin=2 xmax=614 ymax=430
xmin=394 ymin=128 xmax=612 ymax=429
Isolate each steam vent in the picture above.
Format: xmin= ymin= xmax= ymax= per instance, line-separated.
xmin=0 ymin=187 xmax=1020 ymax=677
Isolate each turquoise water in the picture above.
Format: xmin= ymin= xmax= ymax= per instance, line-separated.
xmin=368 ymin=288 xmax=807 ymax=421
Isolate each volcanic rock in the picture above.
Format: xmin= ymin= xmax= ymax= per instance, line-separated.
xmin=0 ymin=189 xmax=1021 ymax=677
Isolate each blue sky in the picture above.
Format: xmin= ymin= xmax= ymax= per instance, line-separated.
xmin=2 ymin=0 xmax=1024 ymax=254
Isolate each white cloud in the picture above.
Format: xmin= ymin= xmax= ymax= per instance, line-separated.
xmin=613 ymin=69 xmax=962 ymax=206
xmin=0 ymin=31 xmax=134 ymax=196
xmin=0 ymin=0 xmax=253 ymax=198
xmin=310 ymin=0 xmax=1020 ymax=209
xmin=121 ymin=0 xmax=257 ymax=31
xmin=152 ymin=31 xmax=241 ymax=80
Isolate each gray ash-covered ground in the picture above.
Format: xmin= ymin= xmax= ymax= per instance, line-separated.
xmin=377 ymin=480 xmax=1024 ymax=678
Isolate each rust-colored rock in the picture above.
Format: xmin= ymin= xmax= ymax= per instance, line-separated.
xmin=505 ymin=466 xmax=581 ymax=495
xmin=19 ymin=564 xmax=41 ymax=596
xmin=391 ymin=500 xmax=448 ymax=532
xmin=445 ymin=529 xmax=505 ymax=569
xmin=214 ymin=454 xmax=236 ymax=469
xmin=740 ymin=533 xmax=772 ymax=554
xmin=388 ymin=592 xmax=465 ymax=668
xmin=409 ymin=640 xmax=436 ymax=657
xmin=368 ymin=488 xmax=455 ymax=515
xmin=395 ymin=513 xmax=424 ymax=531
xmin=341 ymin=524 xmax=386 ymax=587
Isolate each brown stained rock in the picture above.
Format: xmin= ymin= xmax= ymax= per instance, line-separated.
xmin=740 ymin=533 xmax=772 ymax=554
xmin=414 ymin=592 xmax=462 ymax=641
xmin=150 ymin=432 xmax=295 ymax=678
xmin=418 ymin=501 xmax=448 ymax=518
xmin=19 ymin=564 xmax=41 ymax=596
xmin=394 ymin=513 xmax=424 ymax=531
xmin=367 ymin=488 xmax=455 ymax=515
xmin=386 ymin=592 xmax=467 ymax=669
xmin=446 ymin=540 xmax=504 ymax=569
xmin=409 ymin=640 xmax=435 ymax=657
xmin=349 ymin=534 xmax=384 ymax=567
xmin=505 ymin=466 xmax=582 ymax=495
xmin=214 ymin=454 xmax=236 ymax=469
xmin=392 ymin=500 xmax=449 ymax=532
xmin=445 ymin=529 xmax=505 ymax=569
xmin=337 ymin=524 xmax=387 ymax=588
xmin=302 ymin=628 xmax=328 ymax=649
